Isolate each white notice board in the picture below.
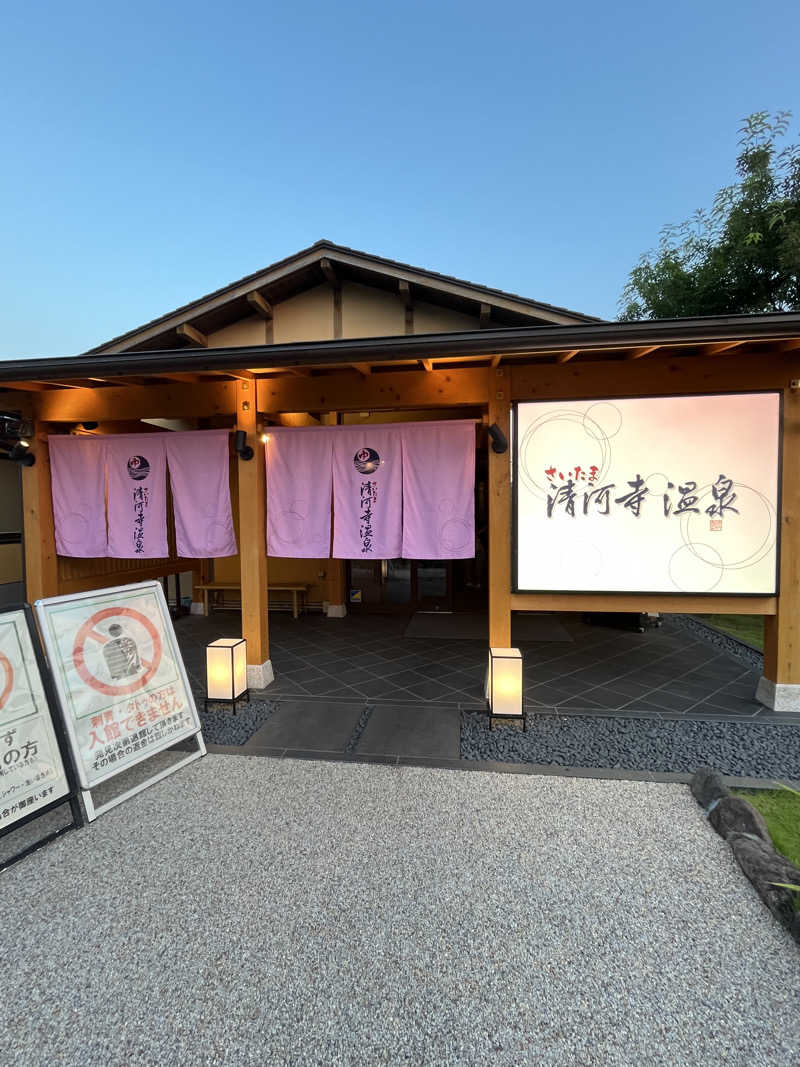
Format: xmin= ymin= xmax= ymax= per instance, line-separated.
xmin=35 ymin=582 xmax=204 ymax=804
xmin=0 ymin=608 xmax=71 ymax=830
xmin=514 ymin=393 xmax=780 ymax=595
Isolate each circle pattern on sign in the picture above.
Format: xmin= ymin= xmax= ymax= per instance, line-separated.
xmin=670 ymin=481 xmax=777 ymax=591
xmin=354 ymin=447 xmax=380 ymax=475
xmin=0 ymin=652 xmax=13 ymax=711
xmin=518 ymin=403 xmax=623 ymax=501
xmin=127 ymin=455 xmax=151 ymax=481
xmin=72 ymin=606 xmax=163 ymax=697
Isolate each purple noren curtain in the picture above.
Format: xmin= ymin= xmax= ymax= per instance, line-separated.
xmin=166 ymin=429 xmax=237 ymax=558
xmin=401 ymin=420 xmax=476 ymax=559
xmin=265 ymin=427 xmax=333 ymax=558
xmin=48 ymin=435 xmax=108 ymax=557
xmin=332 ymin=426 xmax=403 ymax=559
xmin=106 ymin=435 xmax=169 ymax=558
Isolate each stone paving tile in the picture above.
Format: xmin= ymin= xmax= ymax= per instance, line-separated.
xmin=174 ymin=612 xmax=772 ymax=721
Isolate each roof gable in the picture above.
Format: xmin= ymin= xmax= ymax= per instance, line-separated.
xmin=88 ymin=239 xmax=601 ymax=354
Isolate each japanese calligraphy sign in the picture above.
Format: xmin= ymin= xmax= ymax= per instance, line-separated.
xmin=332 ymin=427 xmax=403 ymax=558
xmin=35 ymin=582 xmax=202 ymax=789
xmin=0 ymin=608 xmax=71 ymax=832
xmin=514 ymin=393 xmax=781 ymax=595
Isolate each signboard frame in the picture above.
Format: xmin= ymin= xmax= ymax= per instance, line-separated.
xmin=512 ymin=390 xmax=783 ymax=597
xmin=35 ymin=581 xmax=205 ymax=822
xmin=0 ymin=604 xmax=83 ymax=871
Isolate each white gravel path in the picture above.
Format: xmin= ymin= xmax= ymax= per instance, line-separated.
xmin=1 ymin=755 xmax=798 ymax=1066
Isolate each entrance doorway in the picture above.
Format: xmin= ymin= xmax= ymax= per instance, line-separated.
xmin=347 ymin=559 xmax=453 ymax=613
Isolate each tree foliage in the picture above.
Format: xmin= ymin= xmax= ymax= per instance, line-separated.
xmin=619 ymin=112 xmax=800 ymax=320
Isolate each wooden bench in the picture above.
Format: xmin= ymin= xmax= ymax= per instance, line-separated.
xmin=194 ymin=582 xmax=309 ymax=619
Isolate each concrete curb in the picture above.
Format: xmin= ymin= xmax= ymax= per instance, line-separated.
xmin=691 ymin=767 xmax=800 ymax=946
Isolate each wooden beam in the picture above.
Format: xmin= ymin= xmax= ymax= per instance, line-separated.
xmin=399 ymin=280 xmax=414 ymax=334
xmin=259 ymin=366 xmax=486 ymax=414
xmin=320 ymin=258 xmax=338 ymax=287
xmin=480 ymin=302 xmax=491 ymax=329
xmin=246 ymin=290 xmax=273 ymax=320
xmin=511 ymin=349 xmax=796 ymax=402
xmin=236 ymin=381 xmax=271 ymax=683
xmin=488 ymin=367 xmax=511 ymax=646
xmin=627 ymin=345 xmax=661 ymax=360
xmin=490 ymin=355 xmax=502 ymax=368
xmin=697 ymin=340 xmax=746 ymax=356
xmin=176 ymin=323 xmax=208 ymax=348
xmin=21 ymin=420 xmax=58 ymax=601
xmin=0 ymin=391 xmax=34 ymax=416
xmin=276 ymin=412 xmax=321 ymax=427
xmin=0 ymin=381 xmax=54 ymax=392
xmin=777 ymin=338 xmax=800 ymax=354
xmin=557 ymin=349 xmax=581 ymax=364
xmin=511 ymin=593 xmax=775 ymax=615
xmin=420 ymin=359 xmax=433 ymax=373
xmin=38 ymin=381 xmax=236 ymax=422
xmin=159 ymin=372 xmax=203 ymax=384
xmin=351 ymin=363 xmax=372 ymax=377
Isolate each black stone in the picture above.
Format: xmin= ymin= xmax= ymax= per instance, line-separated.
xmin=727 ymin=831 xmax=800 ymax=941
xmin=708 ymin=796 xmax=771 ymax=843
xmin=691 ymin=767 xmax=731 ymax=809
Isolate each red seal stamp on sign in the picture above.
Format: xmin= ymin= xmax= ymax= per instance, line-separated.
xmin=0 ymin=651 xmax=13 ymax=711
xmin=72 ymin=607 xmax=163 ymax=697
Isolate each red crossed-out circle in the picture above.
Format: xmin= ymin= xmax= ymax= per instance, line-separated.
xmin=0 ymin=652 xmax=13 ymax=711
xmin=72 ymin=607 xmax=163 ymax=697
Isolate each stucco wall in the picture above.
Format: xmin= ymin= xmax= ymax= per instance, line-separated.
xmin=273 ymin=287 xmax=333 ymax=343
xmin=341 ymin=282 xmax=405 ymax=338
xmin=207 ymin=316 xmax=267 ymax=347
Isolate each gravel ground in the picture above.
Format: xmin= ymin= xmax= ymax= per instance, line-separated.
xmin=462 ymin=711 xmax=800 ymax=778
xmin=1 ymin=755 xmax=798 ymax=1066
xmin=199 ymin=700 xmax=278 ymax=745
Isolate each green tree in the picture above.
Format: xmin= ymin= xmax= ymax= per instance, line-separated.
xmin=619 ymin=111 xmax=800 ymax=320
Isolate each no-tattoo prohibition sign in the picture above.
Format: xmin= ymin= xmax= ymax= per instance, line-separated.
xmin=0 ymin=651 xmax=13 ymax=711
xmin=72 ymin=606 xmax=163 ymax=698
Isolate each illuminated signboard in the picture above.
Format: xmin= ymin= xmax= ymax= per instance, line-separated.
xmin=514 ymin=393 xmax=780 ymax=595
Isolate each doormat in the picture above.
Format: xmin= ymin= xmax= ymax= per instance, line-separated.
xmin=403 ymin=612 xmax=573 ymax=642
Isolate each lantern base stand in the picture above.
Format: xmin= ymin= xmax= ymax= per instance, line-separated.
xmin=489 ymin=713 xmax=526 ymax=732
xmin=205 ymin=690 xmax=250 ymax=716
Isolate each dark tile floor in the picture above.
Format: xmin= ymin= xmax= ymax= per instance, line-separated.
xmin=175 ymin=610 xmax=788 ymax=724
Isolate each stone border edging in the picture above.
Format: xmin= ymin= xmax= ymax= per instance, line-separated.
xmin=691 ymin=767 xmax=800 ymax=945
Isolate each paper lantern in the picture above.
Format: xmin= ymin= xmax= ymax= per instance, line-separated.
xmin=206 ymin=638 xmax=248 ymax=712
xmin=488 ymin=647 xmax=523 ymax=723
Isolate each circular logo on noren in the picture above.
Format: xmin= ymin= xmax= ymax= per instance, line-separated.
xmin=127 ymin=455 xmax=151 ymax=480
xmin=354 ymin=447 xmax=380 ymax=474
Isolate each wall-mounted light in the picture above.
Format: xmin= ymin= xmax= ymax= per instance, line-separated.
xmin=487 ymin=423 xmax=508 ymax=454
xmin=7 ymin=442 xmax=35 ymax=467
xmin=488 ymin=647 xmax=523 ymax=727
xmin=206 ymin=638 xmax=248 ymax=712
xmin=260 ymin=433 xmax=270 ymax=444
xmin=234 ymin=429 xmax=254 ymax=461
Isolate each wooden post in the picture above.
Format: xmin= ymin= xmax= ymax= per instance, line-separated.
xmin=327 ymin=561 xmax=347 ymax=617
xmin=236 ymin=381 xmax=273 ymax=688
xmin=487 ymin=366 xmax=511 ymax=646
xmin=21 ymin=419 xmax=59 ymax=602
xmin=758 ymin=383 xmax=800 ymax=710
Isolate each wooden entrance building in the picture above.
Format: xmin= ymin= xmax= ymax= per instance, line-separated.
xmin=2 ymin=242 xmax=800 ymax=708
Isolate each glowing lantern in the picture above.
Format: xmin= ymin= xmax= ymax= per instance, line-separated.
xmin=206 ymin=638 xmax=248 ymax=712
xmin=488 ymin=647 xmax=523 ymax=725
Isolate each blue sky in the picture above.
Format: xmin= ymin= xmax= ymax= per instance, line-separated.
xmin=0 ymin=0 xmax=796 ymax=358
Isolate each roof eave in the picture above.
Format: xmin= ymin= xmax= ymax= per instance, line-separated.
xmin=2 ymin=312 xmax=800 ymax=384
